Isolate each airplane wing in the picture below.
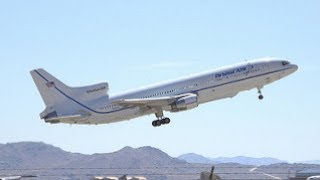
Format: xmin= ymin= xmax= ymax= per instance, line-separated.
xmin=112 ymin=93 xmax=194 ymax=108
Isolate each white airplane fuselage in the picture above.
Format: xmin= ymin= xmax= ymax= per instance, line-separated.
xmin=30 ymin=58 xmax=298 ymax=126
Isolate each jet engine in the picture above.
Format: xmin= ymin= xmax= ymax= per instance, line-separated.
xmin=171 ymin=93 xmax=198 ymax=112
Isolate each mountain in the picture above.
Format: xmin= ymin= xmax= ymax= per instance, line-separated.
xmin=66 ymin=145 xmax=187 ymax=168
xmin=0 ymin=142 xmax=81 ymax=168
xmin=298 ymin=160 xmax=320 ymax=165
xmin=0 ymin=142 xmax=190 ymax=180
xmin=178 ymin=153 xmax=216 ymax=164
xmin=0 ymin=142 xmax=186 ymax=169
xmin=211 ymin=156 xmax=286 ymax=166
xmin=178 ymin=153 xmax=286 ymax=166
xmin=1 ymin=142 xmax=319 ymax=180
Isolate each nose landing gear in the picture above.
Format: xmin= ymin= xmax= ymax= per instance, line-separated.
xmin=258 ymin=88 xmax=264 ymax=100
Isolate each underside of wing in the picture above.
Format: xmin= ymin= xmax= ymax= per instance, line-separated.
xmin=112 ymin=93 xmax=196 ymax=109
xmin=112 ymin=96 xmax=176 ymax=107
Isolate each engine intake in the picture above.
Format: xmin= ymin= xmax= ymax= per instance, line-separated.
xmin=171 ymin=94 xmax=198 ymax=112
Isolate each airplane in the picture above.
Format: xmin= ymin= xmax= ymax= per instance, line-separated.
xmin=30 ymin=57 xmax=298 ymax=127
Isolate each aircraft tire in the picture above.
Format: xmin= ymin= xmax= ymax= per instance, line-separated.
xmin=163 ymin=118 xmax=170 ymax=124
xmin=258 ymin=95 xmax=264 ymax=100
xmin=152 ymin=121 xmax=157 ymax=127
xmin=156 ymin=120 xmax=162 ymax=126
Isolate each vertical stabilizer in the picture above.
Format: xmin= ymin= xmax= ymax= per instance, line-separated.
xmin=30 ymin=69 xmax=69 ymax=107
xmin=30 ymin=69 xmax=109 ymax=122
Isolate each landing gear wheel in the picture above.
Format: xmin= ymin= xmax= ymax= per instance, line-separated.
xmin=258 ymin=95 xmax=264 ymax=100
xmin=152 ymin=120 xmax=162 ymax=127
xmin=152 ymin=121 xmax=157 ymax=127
xmin=152 ymin=118 xmax=171 ymax=127
xmin=163 ymin=118 xmax=170 ymax=124
xmin=160 ymin=118 xmax=170 ymax=125
xmin=155 ymin=120 xmax=162 ymax=127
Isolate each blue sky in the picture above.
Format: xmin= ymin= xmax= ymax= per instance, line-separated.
xmin=0 ymin=0 xmax=319 ymax=162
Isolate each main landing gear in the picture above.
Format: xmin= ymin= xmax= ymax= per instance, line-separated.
xmin=152 ymin=118 xmax=171 ymax=127
xmin=152 ymin=109 xmax=171 ymax=127
xmin=258 ymin=88 xmax=264 ymax=100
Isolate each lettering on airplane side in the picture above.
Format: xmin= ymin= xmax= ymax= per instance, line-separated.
xmin=215 ymin=66 xmax=248 ymax=78
xmin=87 ymin=86 xmax=106 ymax=94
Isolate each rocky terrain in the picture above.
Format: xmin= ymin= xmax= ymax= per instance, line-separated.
xmin=1 ymin=142 xmax=319 ymax=180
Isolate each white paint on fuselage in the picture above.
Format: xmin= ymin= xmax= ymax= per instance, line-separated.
xmin=63 ymin=58 xmax=298 ymax=124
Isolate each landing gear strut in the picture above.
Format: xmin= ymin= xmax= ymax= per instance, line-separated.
xmin=258 ymin=89 xmax=264 ymax=100
xmin=152 ymin=109 xmax=171 ymax=127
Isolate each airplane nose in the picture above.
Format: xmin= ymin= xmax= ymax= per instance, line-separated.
xmin=291 ymin=64 xmax=298 ymax=72
xmin=288 ymin=64 xmax=298 ymax=74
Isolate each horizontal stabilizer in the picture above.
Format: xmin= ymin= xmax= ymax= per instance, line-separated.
xmin=44 ymin=114 xmax=90 ymax=124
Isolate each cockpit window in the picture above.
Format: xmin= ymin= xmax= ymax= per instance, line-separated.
xmin=282 ymin=61 xmax=290 ymax=66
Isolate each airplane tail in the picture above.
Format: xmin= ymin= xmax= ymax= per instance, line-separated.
xmin=30 ymin=68 xmax=109 ymax=123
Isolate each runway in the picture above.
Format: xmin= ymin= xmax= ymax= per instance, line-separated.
xmin=250 ymin=167 xmax=282 ymax=179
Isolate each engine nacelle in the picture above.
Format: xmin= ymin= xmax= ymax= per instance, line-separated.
xmin=171 ymin=94 xmax=198 ymax=112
